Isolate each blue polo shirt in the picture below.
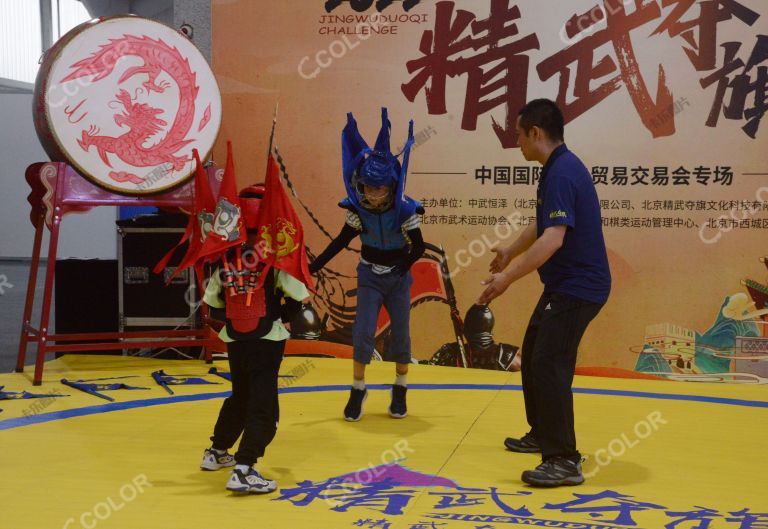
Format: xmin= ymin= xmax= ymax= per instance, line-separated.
xmin=536 ymin=144 xmax=611 ymax=304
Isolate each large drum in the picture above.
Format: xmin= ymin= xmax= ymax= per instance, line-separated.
xmin=33 ymin=15 xmax=221 ymax=195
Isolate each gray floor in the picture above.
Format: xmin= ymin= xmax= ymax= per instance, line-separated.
xmin=0 ymin=260 xmax=54 ymax=373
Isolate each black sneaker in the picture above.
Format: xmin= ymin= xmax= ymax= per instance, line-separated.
xmin=388 ymin=385 xmax=408 ymax=418
xmin=344 ymin=387 xmax=367 ymax=421
xmin=521 ymin=457 xmax=584 ymax=487
xmin=504 ymin=433 xmax=541 ymax=453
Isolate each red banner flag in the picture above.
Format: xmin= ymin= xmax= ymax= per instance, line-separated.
xmin=154 ymin=148 xmax=216 ymax=284
xmin=253 ymin=153 xmax=314 ymax=292
xmin=196 ymin=141 xmax=246 ymax=263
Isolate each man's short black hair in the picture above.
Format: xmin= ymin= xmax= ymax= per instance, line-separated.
xmin=518 ymin=99 xmax=564 ymax=142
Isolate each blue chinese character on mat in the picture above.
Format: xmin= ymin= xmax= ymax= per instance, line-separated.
xmin=544 ymin=490 xmax=666 ymax=526
xmin=430 ymin=487 xmax=532 ymax=516
xmin=353 ymin=519 xmax=392 ymax=529
xmin=408 ymin=522 xmax=449 ymax=529
xmin=276 ymin=477 xmax=416 ymax=515
xmin=726 ymin=508 xmax=768 ymax=529
xmin=664 ymin=507 xmax=722 ymax=529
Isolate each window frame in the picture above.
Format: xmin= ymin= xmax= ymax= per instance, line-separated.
xmin=0 ymin=0 xmax=86 ymax=92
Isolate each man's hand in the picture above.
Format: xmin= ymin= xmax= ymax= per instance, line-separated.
xmin=489 ymin=245 xmax=513 ymax=273
xmin=477 ymin=272 xmax=512 ymax=305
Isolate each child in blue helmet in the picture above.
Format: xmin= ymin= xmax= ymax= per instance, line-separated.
xmin=309 ymin=108 xmax=425 ymax=421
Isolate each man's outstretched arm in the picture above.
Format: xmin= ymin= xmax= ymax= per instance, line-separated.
xmin=477 ymin=225 xmax=566 ymax=305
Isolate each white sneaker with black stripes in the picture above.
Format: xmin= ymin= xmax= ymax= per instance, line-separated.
xmin=200 ymin=448 xmax=236 ymax=471
xmin=226 ymin=467 xmax=278 ymax=494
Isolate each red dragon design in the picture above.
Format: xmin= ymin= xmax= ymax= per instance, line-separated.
xmin=61 ymin=35 xmax=200 ymax=185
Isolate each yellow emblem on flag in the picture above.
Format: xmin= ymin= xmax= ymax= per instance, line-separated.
xmin=260 ymin=218 xmax=298 ymax=259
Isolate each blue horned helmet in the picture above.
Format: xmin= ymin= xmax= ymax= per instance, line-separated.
xmin=342 ymin=107 xmax=415 ymax=214
xmin=355 ymin=150 xmax=398 ymax=211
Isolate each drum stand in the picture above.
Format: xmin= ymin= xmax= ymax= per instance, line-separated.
xmin=15 ymin=162 xmax=221 ymax=385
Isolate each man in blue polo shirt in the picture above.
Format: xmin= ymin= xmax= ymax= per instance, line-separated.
xmin=478 ymin=98 xmax=611 ymax=487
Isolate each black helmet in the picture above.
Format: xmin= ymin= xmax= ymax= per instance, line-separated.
xmin=290 ymin=303 xmax=323 ymax=340
xmin=464 ymin=304 xmax=494 ymax=347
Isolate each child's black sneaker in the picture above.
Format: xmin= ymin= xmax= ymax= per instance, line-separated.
xmin=344 ymin=387 xmax=368 ymax=421
xmin=388 ymin=385 xmax=408 ymax=418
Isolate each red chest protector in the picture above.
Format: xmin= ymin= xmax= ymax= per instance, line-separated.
xmin=225 ymin=287 xmax=267 ymax=333
xmin=222 ymin=263 xmax=281 ymax=339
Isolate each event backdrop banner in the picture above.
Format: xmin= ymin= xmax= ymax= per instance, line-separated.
xmin=212 ymin=0 xmax=768 ymax=381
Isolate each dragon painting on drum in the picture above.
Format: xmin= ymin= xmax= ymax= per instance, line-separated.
xmin=33 ymin=16 xmax=222 ymax=195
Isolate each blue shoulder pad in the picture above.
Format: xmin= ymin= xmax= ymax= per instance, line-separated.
xmin=397 ymin=196 xmax=423 ymax=225
xmin=338 ymin=197 xmax=358 ymax=212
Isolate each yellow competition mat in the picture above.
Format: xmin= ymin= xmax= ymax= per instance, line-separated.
xmin=1 ymin=355 xmax=766 ymax=529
